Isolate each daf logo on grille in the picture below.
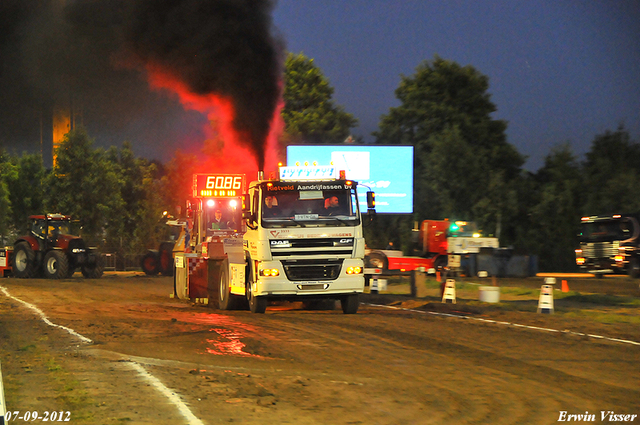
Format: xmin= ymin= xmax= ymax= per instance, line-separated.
xmin=339 ymin=239 xmax=353 ymax=244
xmin=271 ymin=240 xmax=290 ymax=246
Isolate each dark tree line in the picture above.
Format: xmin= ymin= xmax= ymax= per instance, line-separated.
xmin=1 ymin=54 xmax=637 ymax=272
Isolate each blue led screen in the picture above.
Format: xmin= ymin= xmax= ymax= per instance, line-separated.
xmin=286 ymin=145 xmax=414 ymax=214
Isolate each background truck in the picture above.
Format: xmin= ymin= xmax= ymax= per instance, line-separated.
xmin=173 ymin=167 xmax=375 ymax=314
xmin=575 ymin=214 xmax=640 ymax=277
xmin=365 ymin=219 xmax=499 ymax=275
xmin=5 ymin=214 xmax=103 ymax=279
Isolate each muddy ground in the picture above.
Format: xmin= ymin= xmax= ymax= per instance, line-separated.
xmin=0 ymin=273 xmax=638 ymax=424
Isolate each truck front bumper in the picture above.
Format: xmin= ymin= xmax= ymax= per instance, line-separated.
xmin=252 ymin=259 xmax=365 ymax=297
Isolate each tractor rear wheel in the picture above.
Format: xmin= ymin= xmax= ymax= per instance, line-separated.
xmin=141 ymin=251 xmax=160 ymax=275
xmin=12 ymin=242 xmax=37 ymax=278
xmin=43 ymin=250 xmax=69 ymax=279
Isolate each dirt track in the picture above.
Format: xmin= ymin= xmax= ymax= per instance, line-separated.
xmin=1 ymin=274 xmax=639 ymax=424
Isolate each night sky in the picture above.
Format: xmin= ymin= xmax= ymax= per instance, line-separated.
xmin=273 ymin=0 xmax=640 ymax=171
xmin=0 ymin=0 xmax=638 ymax=172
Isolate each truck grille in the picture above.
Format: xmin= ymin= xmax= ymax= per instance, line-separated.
xmin=582 ymin=241 xmax=619 ymax=259
xmin=270 ymin=238 xmax=353 ymax=257
xmin=281 ymin=259 xmax=343 ymax=281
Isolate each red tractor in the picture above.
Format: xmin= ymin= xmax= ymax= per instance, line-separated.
xmin=12 ymin=214 xmax=103 ymax=279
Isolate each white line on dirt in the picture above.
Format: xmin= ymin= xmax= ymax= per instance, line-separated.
xmin=365 ymin=303 xmax=640 ymax=346
xmin=0 ymin=285 xmax=92 ymax=344
xmin=125 ymin=362 xmax=206 ymax=425
xmin=0 ymin=285 xmax=206 ymax=425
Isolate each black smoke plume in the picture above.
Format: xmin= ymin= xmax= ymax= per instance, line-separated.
xmin=0 ymin=0 xmax=283 ymax=169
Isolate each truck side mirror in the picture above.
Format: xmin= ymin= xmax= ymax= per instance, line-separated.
xmin=242 ymin=194 xmax=256 ymax=226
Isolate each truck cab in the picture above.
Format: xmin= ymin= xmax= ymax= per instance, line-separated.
xmin=576 ymin=214 xmax=640 ymax=277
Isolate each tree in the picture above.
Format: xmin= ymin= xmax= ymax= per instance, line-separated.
xmin=281 ymin=52 xmax=358 ymax=144
xmin=3 ymin=152 xmax=46 ymax=235
xmin=525 ymin=143 xmax=583 ymax=271
xmin=582 ymin=126 xmax=640 ymax=214
xmin=375 ymin=56 xmax=524 ymax=243
xmin=0 ymin=150 xmax=14 ymax=245
xmin=46 ymin=128 xmax=124 ymax=244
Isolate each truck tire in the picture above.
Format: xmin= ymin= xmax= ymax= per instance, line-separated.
xmin=81 ymin=256 xmax=104 ymax=279
xmin=12 ymin=242 xmax=38 ymax=278
xmin=628 ymin=257 xmax=640 ymax=278
xmin=434 ymin=255 xmax=448 ymax=270
xmin=340 ymin=294 xmax=359 ymax=314
xmin=141 ymin=251 xmax=160 ymax=275
xmin=365 ymin=251 xmax=388 ymax=270
xmin=43 ymin=250 xmax=69 ymax=279
xmin=159 ymin=242 xmax=174 ymax=276
xmin=248 ymin=292 xmax=267 ymax=314
xmin=218 ymin=260 xmax=240 ymax=310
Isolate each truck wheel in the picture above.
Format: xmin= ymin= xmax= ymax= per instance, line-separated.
xmin=434 ymin=256 xmax=448 ymax=270
xmin=628 ymin=258 xmax=640 ymax=278
xmin=141 ymin=251 xmax=160 ymax=275
xmin=81 ymin=256 xmax=104 ymax=279
xmin=12 ymin=242 xmax=37 ymax=278
xmin=340 ymin=294 xmax=359 ymax=314
xmin=218 ymin=260 xmax=239 ymax=310
xmin=43 ymin=250 xmax=69 ymax=279
xmin=366 ymin=251 xmax=388 ymax=270
xmin=249 ymin=293 xmax=267 ymax=314
xmin=246 ymin=279 xmax=267 ymax=314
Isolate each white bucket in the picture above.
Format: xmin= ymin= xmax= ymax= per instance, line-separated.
xmin=371 ymin=278 xmax=388 ymax=292
xmin=479 ymin=286 xmax=500 ymax=303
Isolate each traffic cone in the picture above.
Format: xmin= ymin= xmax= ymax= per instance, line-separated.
xmin=561 ymin=280 xmax=569 ymax=292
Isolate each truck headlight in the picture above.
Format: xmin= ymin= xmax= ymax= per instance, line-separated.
xmin=259 ymin=268 xmax=280 ymax=277
xmin=614 ymin=255 xmax=625 ymax=263
xmin=72 ymin=248 xmax=85 ymax=254
xmin=576 ymin=257 xmax=585 ymax=265
xmin=346 ymin=266 xmax=362 ymax=275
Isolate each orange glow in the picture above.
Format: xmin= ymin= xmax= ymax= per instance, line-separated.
xmin=142 ymin=63 xmax=284 ymax=175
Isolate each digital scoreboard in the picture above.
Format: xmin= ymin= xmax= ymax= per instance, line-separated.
xmin=193 ymin=174 xmax=246 ymax=198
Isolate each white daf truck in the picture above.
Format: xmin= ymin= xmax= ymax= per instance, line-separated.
xmin=174 ymin=167 xmax=375 ymax=314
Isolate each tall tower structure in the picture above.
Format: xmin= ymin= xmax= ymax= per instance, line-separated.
xmin=52 ymin=104 xmax=71 ymax=168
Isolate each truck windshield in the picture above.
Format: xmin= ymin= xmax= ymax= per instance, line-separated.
xmin=261 ymin=185 xmax=360 ymax=228
xmin=579 ymin=219 xmax=635 ymax=242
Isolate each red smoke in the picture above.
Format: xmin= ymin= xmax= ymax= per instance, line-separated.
xmin=145 ymin=63 xmax=283 ymax=178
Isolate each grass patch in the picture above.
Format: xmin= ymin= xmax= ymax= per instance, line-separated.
xmin=18 ymin=344 xmax=36 ymax=351
xmin=562 ymin=310 xmax=640 ymax=325
xmin=500 ymin=287 xmax=536 ymax=296
xmin=561 ymin=293 xmax=640 ymax=306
